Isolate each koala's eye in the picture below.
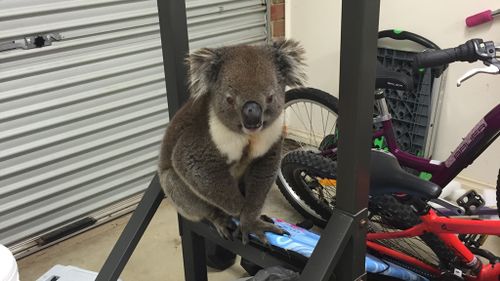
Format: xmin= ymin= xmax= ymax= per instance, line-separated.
xmin=266 ymin=94 xmax=274 ymax=104
xmin=226 ymin=96 xmax=235 ymax=105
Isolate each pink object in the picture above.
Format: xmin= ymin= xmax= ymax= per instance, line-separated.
xmin=466 ymin=9 xmax=497 ymax=27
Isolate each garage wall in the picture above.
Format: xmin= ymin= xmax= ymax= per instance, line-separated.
xmin=286 ymin=0 xmax=500 ymax=188
xmin=0 ymin=0 xmax=269 ymax=255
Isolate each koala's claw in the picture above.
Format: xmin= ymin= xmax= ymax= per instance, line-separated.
xmin=211 ymin=217 xmax=237 ymax=241
xmin=215 ymin=225 xmax=233 ymax=241
xmin=259 ymin=214 xmax=290 ymax=236
xmin=239 ymin=220 xmax=286 ymax=246
xmin=260 ymin=214 xmax=274 ymax=223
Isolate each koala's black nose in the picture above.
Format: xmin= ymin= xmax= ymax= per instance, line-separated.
xmin=242 ymin=101 xmax=262 ymax=129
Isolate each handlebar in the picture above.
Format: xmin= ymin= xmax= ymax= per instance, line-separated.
xmin=414 ymin=39 xmax=500 ymax=86
xmin=413 ymin=39 xmax=483 ymax=68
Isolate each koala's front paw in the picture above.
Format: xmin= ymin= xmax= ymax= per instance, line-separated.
xmin=239 ymin=216 xmax=286 ymax=245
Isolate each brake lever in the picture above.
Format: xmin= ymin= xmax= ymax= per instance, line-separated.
xmin=457 ymin=64 xmax=500 ymax=86
xmin=457 ymin=41 xmax=500 ymax=86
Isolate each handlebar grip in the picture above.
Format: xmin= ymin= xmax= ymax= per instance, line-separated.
xmin=378 ymin=29 xmax=441 ymax=50
xmin=466 ymin=10 xmax=493 ymax=27
xmin=413 ymin=39 xmax=481 ymax=68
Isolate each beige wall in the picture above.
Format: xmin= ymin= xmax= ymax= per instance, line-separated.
xmin=286 ymin=0 xmax=500 ymax=187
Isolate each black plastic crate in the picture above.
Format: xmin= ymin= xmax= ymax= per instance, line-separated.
xmin=376 ymin=48 xmax=435 ymax=157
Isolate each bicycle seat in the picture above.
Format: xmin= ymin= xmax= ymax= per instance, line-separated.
xmin=369 ymin=150 xmax=441 ymax=200
xmin=375 ymin=63 xmax=414 ymax=91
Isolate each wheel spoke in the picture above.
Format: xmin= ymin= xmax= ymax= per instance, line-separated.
xmin=302 ymin=101 xmax=314 ymax=146
xmin=320 ymin=107 xmax=326 ymax=138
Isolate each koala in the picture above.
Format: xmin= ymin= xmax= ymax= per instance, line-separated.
xmin=158 ymin=40 xmax=306 ymax=244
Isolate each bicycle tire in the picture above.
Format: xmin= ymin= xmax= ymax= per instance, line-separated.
xmin=278 ymin=87 xmax=389 ymax=225
xmin=277 ymin=87 xmax=339 ymax=225
xmin=279 ymin=150 xmax=336 ymax=227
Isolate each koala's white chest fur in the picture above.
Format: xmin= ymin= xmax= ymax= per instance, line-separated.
xmin=209 ymin=108 xmax=284 ymax=165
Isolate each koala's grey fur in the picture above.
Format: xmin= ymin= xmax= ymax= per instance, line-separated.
xmin=158 ymin=40 xmax=306 ymax=243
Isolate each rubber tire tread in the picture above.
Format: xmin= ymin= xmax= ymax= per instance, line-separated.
xmin=279 ymin=151 xmax=337 ymax=227
xmin=370 ymin=195 xmax=457 ymax=270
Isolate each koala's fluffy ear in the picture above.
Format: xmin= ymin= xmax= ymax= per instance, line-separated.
xmin=272 ymin=39 xmax=306 ymax=87
xmin=186 ymin=48 xmax=222 ymax=99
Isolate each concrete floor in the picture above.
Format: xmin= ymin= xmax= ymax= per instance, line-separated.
xmin=17 ymin=186 xmax=303 ymax=281
xmin=17 ymin=185 xmax=500 ymax=281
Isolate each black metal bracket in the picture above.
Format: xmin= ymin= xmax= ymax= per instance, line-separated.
xmin=96 ymin=0 xmax=380 ymax=280
xmin=179 ymin=217 xmax=307 ymax=281
xmin=299 ymin=209 xmax=368 ymax=281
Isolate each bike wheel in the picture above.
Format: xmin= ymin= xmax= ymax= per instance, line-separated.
xmin=280 ymin=151 xmax=457 ymax=275
xmin=279 ymin=150 xmax=336 ymax=226
xmin=368 ymin=195 xmax=457 ymax=274
xmin=277 ymin=87 xmax=339 ymax=225
xmin=282 ymin=87 xmax=339 ymax=154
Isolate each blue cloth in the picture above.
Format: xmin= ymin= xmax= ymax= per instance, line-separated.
xmin=256 ymin=218 xmax=429 ymax=281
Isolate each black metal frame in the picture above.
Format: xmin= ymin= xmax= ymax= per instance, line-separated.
xmin=96 ymin=0 xmax=380 ymax=280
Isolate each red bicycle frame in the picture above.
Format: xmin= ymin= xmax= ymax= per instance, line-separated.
xmin=367 ymin=209 xmax=500 ymax=280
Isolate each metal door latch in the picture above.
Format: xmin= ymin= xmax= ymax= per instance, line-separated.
xmin=0 ymin=33 xmax=61 ymax=52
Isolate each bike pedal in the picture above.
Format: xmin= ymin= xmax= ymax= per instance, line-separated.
xmin=456 ymin=190 xmax=485 ymax=215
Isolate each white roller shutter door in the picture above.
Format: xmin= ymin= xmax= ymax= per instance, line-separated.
xmin=0 ymin=0 xmax=269 ymax=256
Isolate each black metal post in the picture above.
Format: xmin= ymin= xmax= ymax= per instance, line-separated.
xmin=158 ymin=0 xmax=190 ymax=117
xmin=180 ymin=220 xmax=209 ymax=281
xmin=336 ymin=0 xmax=380 ymax=215
xmin=299 ymin=0 xmax=380 ymax=280
xmin=334 ymin=0 xmax=380 ymax=278
xmin=95 ymin=175 xmax=164 ymax=281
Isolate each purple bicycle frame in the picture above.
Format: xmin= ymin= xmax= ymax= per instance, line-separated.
xmin=379 ymin=104 xmax=500 ymax=188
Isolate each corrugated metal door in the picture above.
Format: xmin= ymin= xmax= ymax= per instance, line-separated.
xmin=0 ymin=0 xmax=268 ymax=256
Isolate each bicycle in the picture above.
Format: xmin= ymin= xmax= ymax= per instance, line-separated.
xmin=366 ymin=149 xmax=500 ymax=280
xmin=247 ymin=150 xmax=500 ymax=280
xmin=278 ymin=38 xmax=500 ymax=226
